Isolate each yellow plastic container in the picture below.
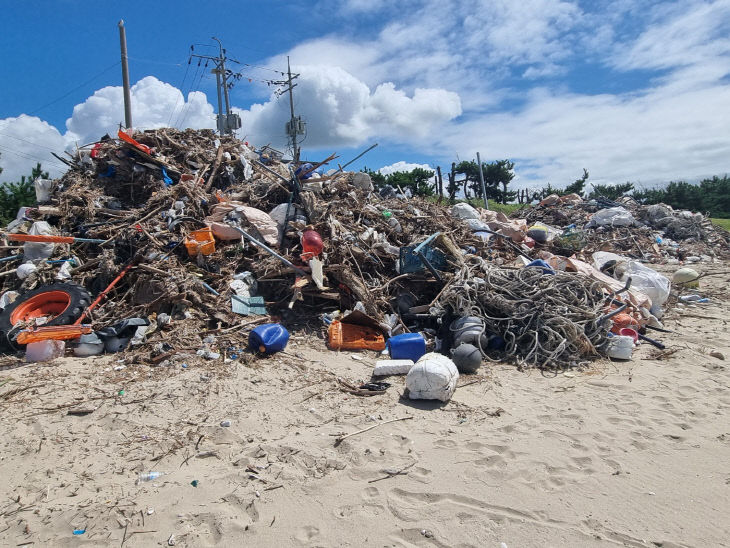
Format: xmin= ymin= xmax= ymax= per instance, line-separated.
xmin=185 ymin=227 xmax=216 ymax=257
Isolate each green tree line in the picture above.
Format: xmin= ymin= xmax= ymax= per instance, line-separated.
xmin=0 ymin=156 xmax=43 ymax=225
xmin=632 ymin=176 xmax=730 ymax=218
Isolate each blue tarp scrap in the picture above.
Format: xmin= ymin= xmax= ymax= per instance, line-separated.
xmin=161 ymin=167 xmax=173 ymax=186
xmin=231 ymin=295 xmax=267 ymax=316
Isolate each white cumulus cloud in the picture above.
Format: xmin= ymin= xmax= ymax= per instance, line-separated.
xmin=65 ymin=76 xmax=215 ymax=145
xmin=378 ymin=161 xmax=435 ymax=176
xmin=236 ymin=65 xmax=461 ymax=150
xmin=0 ymin=115 xmax=67 ymax=183
xmin=1 ymin=76 xmax=216 ymax=183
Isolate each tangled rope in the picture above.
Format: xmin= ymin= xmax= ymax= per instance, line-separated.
xmin=435 ymin=256 xmax=610 ymax=369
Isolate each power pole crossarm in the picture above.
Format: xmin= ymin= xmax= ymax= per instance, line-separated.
xmin=191 ymin=37 xmax=241 ymax=136
xmin=281 ymin=56 xmax=303 ymax=164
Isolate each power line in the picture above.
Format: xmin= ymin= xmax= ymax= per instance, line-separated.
xmin=0 ymin=144 xmax=68 ymax=171
xmin=174 ymin=59 xmax=205 ymax=128
xmin=0 ymin=131 xmax=64 ymax=153
xmin=178 ymin=68 xmax=209 ymax=129
xmin=127 ymin=55 xmax=185 ymax=67
xmin=240 ymin=62 xmax=285 ymax=75
xmin=28 ymin=61 xmax=121 ymax=116
xmin=167 ymin=57 xmax=192 ymax=127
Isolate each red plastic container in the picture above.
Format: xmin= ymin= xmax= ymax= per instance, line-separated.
xmin=301 ymin=230 xmax=323 ymax=256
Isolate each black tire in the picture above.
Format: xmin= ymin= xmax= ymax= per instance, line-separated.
xmin=0 ymin=283 xmax=92 ymax=348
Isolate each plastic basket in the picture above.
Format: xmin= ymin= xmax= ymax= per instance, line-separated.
xmin=185 ymin=227 xmax=215 ymax=257
xmin=399 ymin=245 xmax=447 ymax=274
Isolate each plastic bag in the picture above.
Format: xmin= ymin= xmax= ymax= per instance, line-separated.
xmin=587 ymin=207 xmax=636 ymax=228
xmin=239 ymin=156 xmax=253 ymax=180
xmin=451 ymin=203 xmax=481 ymax=220
xmin=624 ymin=261 xmax=671 ymax=310
xmin=405 ymin=352 xmax=459 ymax=402
xmin=465 ymin=218 xmax=490 ymax=232
xmin=592 ymin=252 xmax=670 ymax=310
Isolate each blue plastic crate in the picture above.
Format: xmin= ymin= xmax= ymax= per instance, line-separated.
xmin=399 ymin=245 xmax=447 ymax=274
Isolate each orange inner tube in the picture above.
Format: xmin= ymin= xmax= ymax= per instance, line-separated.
xmin=10 ymin=291 xmax=72 ymax=326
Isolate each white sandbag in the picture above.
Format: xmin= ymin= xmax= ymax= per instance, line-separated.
xmin=374 ymin=359 xmax=414 ymax=376
xmin=16 ymin=263 xmax=37 ymax=280
xmin=34 ymin=179 xmax=53 ymax=202
xmin=23 ymin=221 xmax=56 ymax=261
xmin=269 ymin=203 xmax=304 ymax=227
xmin=587 ymin=207 xmax=636 ymax=228
xmin=451 ymin=203 xmax=481 ymax=220
xmin=405 ymin=352 xmax=459 ymax=402
xmin=606 ymin=336 xmax=634 ymax=360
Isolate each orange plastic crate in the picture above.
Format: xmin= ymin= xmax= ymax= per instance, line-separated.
xmin=184 ymin=227 xmax=216 ymax=257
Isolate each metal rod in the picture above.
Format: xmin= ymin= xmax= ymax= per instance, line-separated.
xmin=253 ymin=159 xmax=291 ymax=184
xmin=338 ymin=143 xmax=378 ymax=172
xmin=230 ymin=226 xmax=307 ymax=276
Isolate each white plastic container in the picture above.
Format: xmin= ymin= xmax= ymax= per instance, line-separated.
xmin=373 ymin=359 xmax=414 ymax=376
xmin=405 ymin=352 xmax=459 ymax=402
xmin=606 ymin=336 xmax=634 ymax=360
xmin=26 ymin=340 xmax=65 ymax=362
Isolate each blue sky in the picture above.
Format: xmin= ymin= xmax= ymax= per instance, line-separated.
xmin=1 ymin=0 xmax=729 ymax=191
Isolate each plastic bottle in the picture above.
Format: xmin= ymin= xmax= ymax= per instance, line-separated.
xmin=249 ymin=323 xmax=290 ymax=354
xmin=387 ymin=217 xmax=402 ymax=233
xmin=387 ymin=333 xmax=426 ymax=361
xmin=137 ymin=471 xmax=163 ymax=484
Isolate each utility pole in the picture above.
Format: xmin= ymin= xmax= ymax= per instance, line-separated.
xmin=276 ymin=56 xmax=304 ymax=164
xmin=118 ymin=20 xmax=132 ymax=129
xmin=191 ymin=37 xmax=241 ymax=136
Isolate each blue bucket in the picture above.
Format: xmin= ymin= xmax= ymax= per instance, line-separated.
xmin=387 ymin=333 xmax=426 ymax=362
xmin=249 ymin=323 xmax=290 ymax=354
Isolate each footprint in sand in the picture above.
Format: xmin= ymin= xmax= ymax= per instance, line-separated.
xmin=433 ymin=438 xmax=458 ymax=449
xmin=295 ymin=525 xmax=320 ymax=543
